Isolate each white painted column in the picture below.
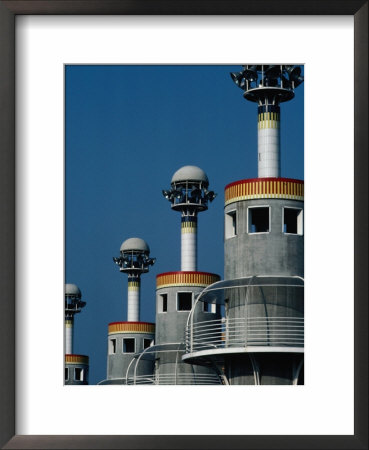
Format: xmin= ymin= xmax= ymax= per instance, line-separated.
xmin=127 ymin=276 xmax=140 ymax=322
xmin=65 ymin=318 xmax=73 ymax=354
xmin=257 ymin=105 xmax=280 ymax=178
xmin=181 ymin=215 xmax=197 ymax=271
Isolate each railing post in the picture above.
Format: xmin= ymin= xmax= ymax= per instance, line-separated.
xmin=175 ymin=346 xmax=179 ymax=385
xmin=133 ymin=345 xmax=151 ymax=385
xmin=190 ymin=303 xmax=195 ymax=353
xmin=225 ymin=317 xmax=229 ymax=348
xmin=244 ymin=317 xmax=247 ymax=347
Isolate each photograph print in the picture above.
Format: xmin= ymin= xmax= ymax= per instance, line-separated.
xmin=65 ymin=64 xmax=304 ymax=385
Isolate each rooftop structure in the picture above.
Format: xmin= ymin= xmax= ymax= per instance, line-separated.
xmin=99 ymin=238 xmax=156 ymax=384
xmin=64 ymin=283 xmax=89 ymax=385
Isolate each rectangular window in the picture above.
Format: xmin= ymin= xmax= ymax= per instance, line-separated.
xmin=283 ymin=207 xmax=303 ymax=235
xmin=65 ymin=367 xmax=69 ymax=381
xmin=123 ymin=338 xmax=135 ymax=353
xmin=109 ymin=338 xmax=117 ymax=354
xmin=74 ymin=367 xmax=84 ymax=381
xmin=248 ymin=206 xmax=270 ymax=233
xmin=160 ymin=293 xmax=168 ymax=313
xmin=177 ymin=292 xmax=192 ymax=311
xmin=144 ymin=338 xmax=154 ymax=349
xmin=225 ymin=210 xmax=237 ymax=239
xmin=203 ymin=302 xmax=218 ymax=313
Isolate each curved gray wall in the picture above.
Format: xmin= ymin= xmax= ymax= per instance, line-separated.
xmin=225 ymin=198 xmax=304 ymax=279
xmin=65 ymin=362 xmax=89 ymax=385
xmin=224 ymin=196 xmax=304 ymax=385
xmin=106 ymin=331 xmax=155 ymax=381
xmin=155 ymin=284 xmax=221 ymax=383
xmin=156 ymin=285 xmax=218 ymax=345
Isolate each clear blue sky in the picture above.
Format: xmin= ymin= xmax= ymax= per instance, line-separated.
xmin=65 ymin=65 xmax=304 ymax=384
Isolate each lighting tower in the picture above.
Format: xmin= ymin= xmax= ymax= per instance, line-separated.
xmin=64 ymin=283 xmax=89 ymax=385
xmin=231 ymin=65 xmax=303 ymax=178
xmin=225 ymin=64 xmax=304 ymax=384
xmin=99 ymin=238 xmax=156 ymax=384
xmin=113 ymin=237 xmax=156 ymax=322
xmin=154 ymin=166 xmax=222 ymax=384
xmin=163 ymin=166 xmax=216 ymax=271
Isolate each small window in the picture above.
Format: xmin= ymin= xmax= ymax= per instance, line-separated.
xmin=160 ymin=293 xmax=168 ymax=313
xmin=109 ymin=338 xmax=117 ymax=354
xmin=144 ymin=338 xmax=154 ymax=349
xmin=203 ymin=302 xmax=217 ymax=313
xmin=225 ymin=210 xmax=237 ymax=239
xmin=123 ymin=338 xmax=135 ymax=353
xmin=283 ymin=207 xmax=303 ymax=235
xmin=65 ymin=367 xmax=69 ymax=381
xmin=248 ymin=207 xmax=269 ymax=233
xmin=74 ymin=367 xmax=84 ymax=381
xmin=177 ymin=292 xmax=192 ymax=311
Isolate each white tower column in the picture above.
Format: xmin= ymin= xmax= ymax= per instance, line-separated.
xmin=181 ymin=215 xmax=197 ymax=271
xmin=114 ymin=237 xmax=155 ymax=323
xmin=257 ymin=104 xmax=280 ymax=178
xmin=127 ymin=276 xmax=140 ymax=322
xmin=65 ymin=318 xmax=74 ymax=354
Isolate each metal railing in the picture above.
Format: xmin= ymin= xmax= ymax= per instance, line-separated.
xmin=185 ymin=317 xmax=304 ymax=353
xmin=126 ymin=373 xmax=223 ymax=385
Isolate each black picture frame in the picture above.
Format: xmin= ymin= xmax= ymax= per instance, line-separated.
xmin=0 ymin=1 xmax=367 ymax=449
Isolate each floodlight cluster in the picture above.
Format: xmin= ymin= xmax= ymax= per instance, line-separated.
xmin=162 ymin=184 xmax=216 ymax=209
xmin=113 ymin=251 xmax=156 ymax=272
xmin=230 ymin=65 xmax=304 ymax=92
xmin=65 ymin=291 xmax=86 ymax=315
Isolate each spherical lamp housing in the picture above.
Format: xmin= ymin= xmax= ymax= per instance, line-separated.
xmin=113 ymin=238 xmax=155 ymax=274
xmin=162 ymin=165 xmax=216 ymax=212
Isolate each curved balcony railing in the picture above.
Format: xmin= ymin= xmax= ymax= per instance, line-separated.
xmin=185 ymin=317 xmax=304 ymax=354
xmin=126 ymin=373 xmax=223 ymax=385
xmin=123 ymin=343 xmax=225 ymax=385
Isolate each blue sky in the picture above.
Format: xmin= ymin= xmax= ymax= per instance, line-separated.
xmin=65 ymin=65 xmax=304 ymax=384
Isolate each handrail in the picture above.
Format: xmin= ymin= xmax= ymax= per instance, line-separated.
xmin=185 ymin=316 xmax=304 ymax=353
xmin=126 ymin=372 xmax=223 ymax=385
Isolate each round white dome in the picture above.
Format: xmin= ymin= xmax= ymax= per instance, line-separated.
xmin=65 ymin=283 xmax=81 ymax=297
xmin=120 ymin=237 xmax=150 ymax=253
xmin=171 ymin=165 xmax=209 ymax=186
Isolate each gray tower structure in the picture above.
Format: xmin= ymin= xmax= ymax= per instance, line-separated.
xmin=183 ymin=66 xmax=304 ymax=385
xmin=150 ymin=166 xmax=223 ymax=384
xmin=64 ymin=283 xmax=89 ymax=385
xmin=99 ymin=238 xmax=156 ymax=384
